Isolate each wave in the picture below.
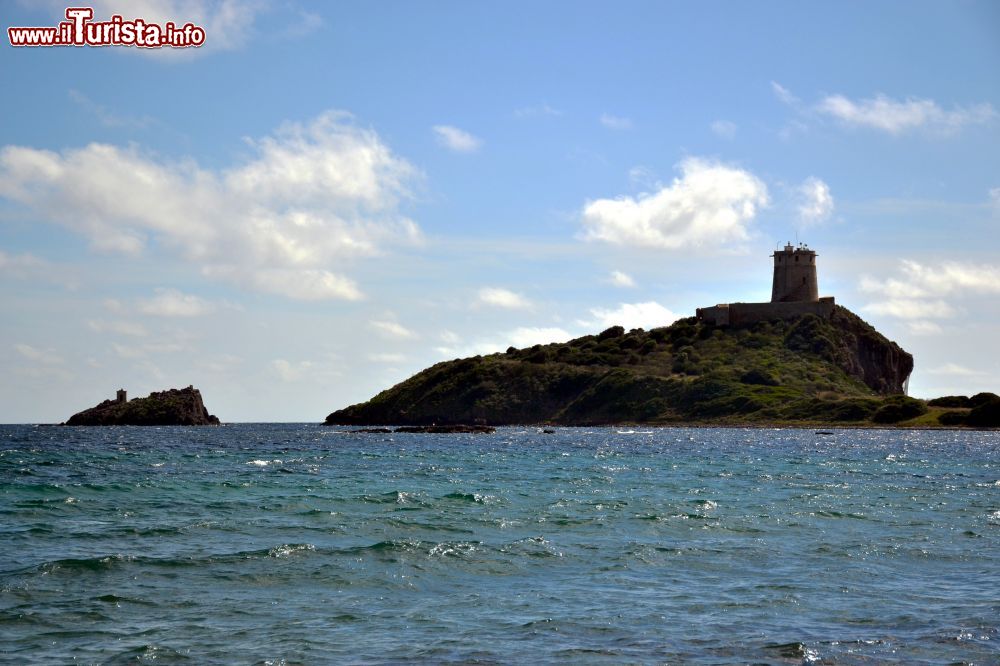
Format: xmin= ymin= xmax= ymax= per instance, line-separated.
xmin=358 ymin=490 xmax=424 ymax=506
xmin=441 ymin=491 xmax=496 ymax=504
xmin=14 ymin=542 xmax=322 ymax=576
xmin=92 ymin=593 xmax=156 ymax=606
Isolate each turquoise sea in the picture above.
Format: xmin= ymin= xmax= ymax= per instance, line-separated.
xmin=1 ymin=424 xmax=997 ymax=664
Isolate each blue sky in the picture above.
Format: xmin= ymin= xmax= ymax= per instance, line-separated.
xmin=1 ymin=0 xmax=998 ymax=422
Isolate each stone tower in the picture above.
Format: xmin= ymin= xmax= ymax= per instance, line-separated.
xmin=771 ymin=242 xmax=819 ymax=303
xmin=116 ymin=388 xmax=127 ymax=404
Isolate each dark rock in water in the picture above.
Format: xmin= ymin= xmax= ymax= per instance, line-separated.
xmin=393 ymin=425 xmax=496 ymax=434
xmin=324 ymin=305 xmax=921 ymax=427
xmin=542 ymin=428 xmax=556 ymax=434
xmin=65 ymin=386 xmax=220 ymax=426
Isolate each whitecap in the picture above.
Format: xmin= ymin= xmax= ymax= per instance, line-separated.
xmin=268 ymin=543 xmax=315 ymax=558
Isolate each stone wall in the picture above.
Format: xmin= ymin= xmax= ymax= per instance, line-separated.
xmin=697 ymin=297 xmax=835 ymax=327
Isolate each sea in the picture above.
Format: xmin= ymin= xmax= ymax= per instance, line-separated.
xmin=1 ymin=424 xmax=997 ymax=665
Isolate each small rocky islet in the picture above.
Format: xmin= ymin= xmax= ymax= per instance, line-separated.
xmin=64 ymin=386 xmax=219 ymax=426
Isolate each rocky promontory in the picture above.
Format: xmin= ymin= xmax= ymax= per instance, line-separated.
xmin=65 ymin=386 xmax=220 ymax=426
xmin=326 ymin=305 xmax=928 ymax=427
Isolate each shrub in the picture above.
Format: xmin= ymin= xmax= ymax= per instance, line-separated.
xmin=619 ymin=335 xmax=642 ymax=350
xmin=784 ymin=314 xmax=837 ymax=361
xmin=639 ymin=398 xmax=670 ymax=420
xmin=648 ymin=329 xmax=669 ymax=343
xmin=598 ymin=325 xmax=625 ymax=340
xmin=937 ymin=411 xmax=967 ymax=426
xmin=871 ymin=396 xmax=927 ymax=423
xmin=740 ymin=369 xmax=779 ymax=386
xmin=927 ymin=395 xmax=970 ymax=408
xmin=526 ymin=350 xmax=548 ymax=364
xmin=967 ymin=396 xmax=1000 ymax=427
xmin=827 ymin=398 xmax=880 ymax=421
xmin=969 ymin=392 xmax=1000 ymax=408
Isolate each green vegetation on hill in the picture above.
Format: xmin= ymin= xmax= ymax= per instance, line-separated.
xmin=933 ymin=393 xmax=1000 ymax=427
xmin=324 ymin=306 xmax=975 ymax=427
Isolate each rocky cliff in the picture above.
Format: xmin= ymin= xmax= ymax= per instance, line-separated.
xmin=65 ymin=386 xmax=220 ymax=426
xmin=326 ymin=305 xmax=915 ymax=426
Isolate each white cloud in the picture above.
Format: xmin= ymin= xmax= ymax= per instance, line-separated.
xmin=927 ymin=363 xmax=987 ymax=377
xmin=112 ymin=340 xmax=183 ymax=359
xmin=103 ymin=298 xmax=125 ymax=313
xmin=0 ymin=249 xmax=77 ymax=288
xmin=270 ymin=358 xmax=313 ymax=382
xmin=87 ymin=319 xmax=149 ymax=337
xmin=581 ymin=157 xmax=769 ymax=250
xmin=990 ymin=187 xmax=1000 ymax=213
xmin=710 ymin=120 xmax=737 ymax=139
xmin=233 ymin=268 xmax=362 ymax=301
xmin=514 ymin=103 xmax=562 ymax=118
xmin=367 ymin=352 xmax=406 ymax=363
xmin=439 ymin=330 xmax=460 ymax=344
xmin=861 ymin=259 xmax=1000 ymax=332
xmin=138 ymin=288 xmax=214 ymax=317
xmin=905 ymin=320 xmax=944 ymax=336
xmin=600 ymin=114 xmax=632 ymax=130
xmin=862 ymin=260 xmax=1000 ymax=298
xmin=584 ymin=301 xmax=681 ymax=331
xmin=778 ymin=119 xmax=809 ymax=142
xmin=434 ymin=326 xmax=574 ymax=358
xmin=816 ymin=93 xmax=995 ymax=135
xmin=608 ymin=270 xmax=636 ymax=288
xmin=432 ymin=125 xmax=482 ymax=153
xmin=864 ymin=299 xmax=956 ymax=320
xmin=14 ymin=343 xmax=63 ymax=365
xmin=771 ymin=81 xmax=800 ymax=106
xmin=370 ymin=319 xmax=417 ymax=340
xmin=0 ymin=110 xmax=419 ymax=301
xmin=68 ymin=89 xmax=153 ymax=129
xmin=477 ymin=287 xmax=532 ymax=310
xmin=505 ymin=327 xmax=573 ymax=348
xmin=112 ymin=343 xmax=146 ymax=360
xmin=627 ymin=166 xmax=658 ymax=189
xmin=0 ymin=250 xmax=45 ymax=274
xmin=796 ymin=176 xmax=834 ymax=226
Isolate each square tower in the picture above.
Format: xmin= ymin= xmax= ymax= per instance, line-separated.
xmin=771 ymin=242 xmax=819 ymax=302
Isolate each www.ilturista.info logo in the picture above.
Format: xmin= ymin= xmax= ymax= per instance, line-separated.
xmin=8 ymin=7 xmax=206 ymax=48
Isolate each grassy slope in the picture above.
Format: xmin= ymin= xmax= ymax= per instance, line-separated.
xmin=328 ymin=306 xmax=932 ymax=426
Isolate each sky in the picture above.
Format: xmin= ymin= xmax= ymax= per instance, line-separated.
xmin=1 ymin=0 xmax=999 ymax=422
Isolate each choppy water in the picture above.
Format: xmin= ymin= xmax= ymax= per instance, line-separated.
xmin=1 ymin=425 xmax=998 ymax=664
